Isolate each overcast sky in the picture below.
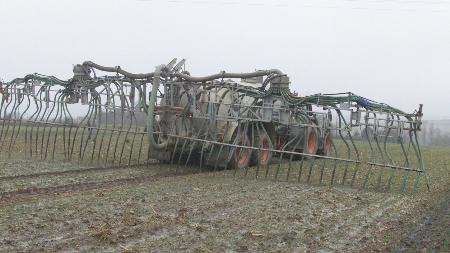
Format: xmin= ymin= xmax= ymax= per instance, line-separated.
xmin=1 ymin=0 xmax=449 ymax=119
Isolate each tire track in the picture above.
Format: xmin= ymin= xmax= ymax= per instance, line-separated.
xmin=393 ymin=195 xmax=450 ymax=252
xmin=0 ymin=164 xmax=149 ymax=181
xmin=0 ymin=170 xmax=197 ymax=203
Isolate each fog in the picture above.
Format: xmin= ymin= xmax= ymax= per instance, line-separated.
xmin=1 ymin=0 xmax=449 ymax=119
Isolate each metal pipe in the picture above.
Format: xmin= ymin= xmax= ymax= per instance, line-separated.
xmin=83 ymin=61 xmax=155 ymax=79
xmin=174 ymin=69 xmax=282 ymax=82
xmin=147 ymin=64 xmax=169 ymax=150
xmin=84 ymin=61 xmax=283 ymax=84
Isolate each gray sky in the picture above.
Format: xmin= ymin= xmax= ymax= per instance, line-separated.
xmin=1 ymin=0 xmax=449 ymax=119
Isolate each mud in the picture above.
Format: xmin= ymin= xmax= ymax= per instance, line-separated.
xmin=0 ymin=158 xmax=443 ymax=252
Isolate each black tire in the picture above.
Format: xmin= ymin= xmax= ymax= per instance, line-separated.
xmin=303 ymin=127 xmax=318 ymax=156
xmin=229 ymin=131 xmax=251 ymax=169
xmin=317 ymin=132 xmax=332 ymax=157
xmin=153 ymin=117 xmax=164 ymax=144
xmin=251 ymin=130 xmax=272 ymax=166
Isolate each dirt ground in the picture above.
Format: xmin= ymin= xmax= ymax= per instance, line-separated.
xmin=0 ymin=158 xmax=447 ymax=252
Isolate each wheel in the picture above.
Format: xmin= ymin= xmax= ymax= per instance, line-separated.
xmin=153 ymin=116 xmax=164 ymax=144
xmin=229 ymin=131 xmax=251 ymax=169
xmin=318 ymin=132 xmax=332 ymax=156
xmin=303 ymin=127 xmax=318 ymax=156
xmin=251 ymin=130 xmax=272 ymax=166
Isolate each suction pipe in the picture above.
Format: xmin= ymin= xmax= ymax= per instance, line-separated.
xmin=147 ymin=64 xmax=169 ymax=150
xmin=82 ymin=61 xmax=155 ymax=79
xmin=174 ymin=69 xmax=282 ymax=82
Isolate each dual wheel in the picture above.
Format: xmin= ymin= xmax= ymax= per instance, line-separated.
xmin=301 ymin=127 xmax=333 ymax=157
xmin=229 ymin=127 xmax=331 ymax=169
xmin=229 ymin=130 xmax=272 ymax=169
xmin=317 ymin=131 xmax=332 ymax=157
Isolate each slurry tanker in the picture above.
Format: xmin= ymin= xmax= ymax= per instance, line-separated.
xmin=0 ymin=59 xmax=428 ymax=192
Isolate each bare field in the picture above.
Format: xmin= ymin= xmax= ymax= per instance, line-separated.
xmin=1 ymin=146 xmax=450 ymax=252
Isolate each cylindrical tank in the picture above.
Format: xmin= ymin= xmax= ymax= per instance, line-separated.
xmin=178 ymin=84 xmax=242 ymax=140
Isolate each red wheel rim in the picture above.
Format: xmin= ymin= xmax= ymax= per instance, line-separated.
xmin=325 ymin=135 xmax=331 ymax=153
xmin=260 ymin=139 xmax=269 ymax=162
xmin=307 ymin=131 xmax=316 ymax=154
xmin=236 ymin=140 xmax=248 ymax=165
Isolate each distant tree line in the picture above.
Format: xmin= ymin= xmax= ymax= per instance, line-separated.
xmin=418 ymin=122 xmax=450 ymax=147
xmin=338 ymin=127 xmax=406 ymax=144
xmin=333 ymin=122 xmax=450 ymax=147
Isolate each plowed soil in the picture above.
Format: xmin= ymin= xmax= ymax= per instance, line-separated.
xmin=0 ymin=154 xmax=449 ymax=252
